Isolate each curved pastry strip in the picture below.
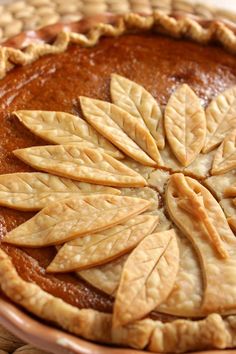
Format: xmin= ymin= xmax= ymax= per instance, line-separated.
xmin=80 ymin=97 xmax=162 ymax=166
xmin=166 ymin=173 xmax=236 ymax=313
xmin=0 ymin=172 xmax=120 ymax=211
xmin=220 ymin=199 xmax=236 ymax=233
xmin=13 ymin=145 xmax=146 ymax=188
xmin=205 ymin=170 xmax=236 ymax=200
xmin=113 ymin=230 xmax=179 ymax=327
xmin=3 ymin=195 xmax=151 ymax=247
xmin=47 ymin=215 xmax=159 ymax=273
xmin=14 ymin=110 xmax=123 ymax=159
xmin=211 ymin=130 xmax=236 ymax=175
xmin=203 ymin=86 xmax=236 ymax=153
xmin=110 ymin=74 xmax=165 ymax=149
xmin=165 ymin=84 xmax=206 ymax=167
xmin=225 ymin=182 xmax=236 ymax=197
xmin=0 ymin=247 xmax=234 ymax=353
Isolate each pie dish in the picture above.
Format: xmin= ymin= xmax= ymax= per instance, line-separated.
xmin=0 ymin=11 xmax=236 ymax=354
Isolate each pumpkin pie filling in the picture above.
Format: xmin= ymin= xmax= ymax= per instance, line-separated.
xmin=0 ymin=32 xmax=236 ymax=319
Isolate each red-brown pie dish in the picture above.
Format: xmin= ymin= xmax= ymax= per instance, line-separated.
xmin=0 ymin=12 xmax=236 ymax=354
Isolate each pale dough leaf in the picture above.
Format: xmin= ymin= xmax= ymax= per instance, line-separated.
xmin=47 ymin=214 xmax=159 ymax=272
xmin=13 ymin=145 xmax=146 ymax=188
xmin=3 ymin=195 xmax=151 ymax=247
xmin=166 ymin=173 xmax=236 ymax=314
xmin=110 ymin=74 xmax=165 ymax=149
xmin=15 ymin=110 xmax=123 ymax=159
xmin=113 ymin=229 xmax=179 ymax=327
xmin=211 ymin=130 xmax=236 ymax=175
xmin=165 ymin=84 xmax=206 ymax=167
xmin=80 ymin=96 xmax=162 ymax=166
xmin=78 ymin=254 xmax=129 ymax=296
xmin=203 ymin=86 xmax=236 ymax=153
xmin=77 ymin=208 xmax=173 ymax=296
xmin=0 ymin=172 xmax=120 ymax=211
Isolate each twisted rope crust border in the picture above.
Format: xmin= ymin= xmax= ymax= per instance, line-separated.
xmin=1 ymin=11 xmax=236 ymax=80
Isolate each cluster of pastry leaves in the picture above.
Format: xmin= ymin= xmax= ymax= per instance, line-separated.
xmin=0 ymin=74 xmax=236 ymax=326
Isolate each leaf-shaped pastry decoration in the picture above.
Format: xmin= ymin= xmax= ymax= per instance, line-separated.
xmin=13 ymin=145 xmax=146 ymax=188
xmin=203 ymin=86 xmax=236 ymax=153
xmin=80 ymin=97 xmax=162 ymax=166
xmin=0 ymin=172 xmax=120 ymax=211
xmin=157 ymin=232 xmax=204 ymax=318
xmin=211 ymin=130 xmax=236 ymax=175
xmin=78 ymin=254 xmax=129 ymax=296
xmin=14 ymin=110 xmax=123 ymax=160
xmin=166 ymin=173 xmax=236 ymax=313
xmin=113 ymin=229 xmax=179 ymax=327
xmin=3 ymin=195 xmax=151 ymax=247
xmin=110 ymin=74 xmax=165 ymax=149
xmin=47 ymin=214 xmax=159 ymax=272
xmin=225 ymin=183 xmax=236 ymax=197
xmin=164 ymin=84 xmax=206 ymax=167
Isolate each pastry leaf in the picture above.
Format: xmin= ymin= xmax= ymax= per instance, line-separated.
xmin=15 ymin=110 xmax=123 ymax=159
xmin=165 ymin=84 xmax=206 ymax=167
xmin=211 ymin=130 xmax=236 ymax=175
xmin=203 ymin=86 xmax=236 ymax=153
xmin=0 ymin=172 xmax=120 ymax=211
xmin=13 ymin=145 xmax=146 ymax=188
xmin=47 ymin=214 xmax=159 ymax=272
xmin=3 ymin=195 xmax=151 ymax=247
xmin=110 ymin=74 xmax=165 ymax=149
xmin=113 ymin=229 xmax=179 ymax=327
xmin=80 ymin=97 xmax=162 ymax=166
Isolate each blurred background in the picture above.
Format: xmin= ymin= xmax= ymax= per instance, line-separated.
xmin=0 ymin=0 xmax=235 ymax=42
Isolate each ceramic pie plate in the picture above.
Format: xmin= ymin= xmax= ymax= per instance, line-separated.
xmin=1 ymin=12 xmax=236 ymax=354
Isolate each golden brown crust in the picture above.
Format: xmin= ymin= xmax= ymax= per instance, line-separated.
xmin=1 ymin=12 xmax=236 ymax=80
xmin=1 ymin=247 xmax=236 ymax=353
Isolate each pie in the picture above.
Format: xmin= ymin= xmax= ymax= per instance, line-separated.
xmin=0 ymin=11 xmax=236 ymax=353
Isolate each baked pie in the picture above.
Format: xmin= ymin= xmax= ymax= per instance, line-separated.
xmin=0 ymin=12 xmax=236 ymax=353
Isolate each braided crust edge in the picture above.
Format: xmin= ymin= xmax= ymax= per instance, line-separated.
xmin=0 ymin=247 xmax=236 ymax=353
xmin=1 ymin=11 xmax=236 ymax=80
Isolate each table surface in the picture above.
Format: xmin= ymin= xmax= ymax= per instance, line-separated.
xmin=0 ymin=0 xmax=236 ymax=353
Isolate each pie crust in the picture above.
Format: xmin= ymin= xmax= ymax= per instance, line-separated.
xmin=0 ymin=11 xmax=236 ymax=354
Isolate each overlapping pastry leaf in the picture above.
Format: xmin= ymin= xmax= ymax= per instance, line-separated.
xmin=13 ymin=145 xmax=146 ymax=187
xmin=77 ymin=207 xmax=172 ymax=296
xmin=47 ymin=214 xmax=159 ymax=272
xmin=3 ymin=195 xmax=151 ymax=247
xmin=113 ymin=229 xmax=179 ymax=327
xmin=78 ymin=254 xmax=129 ymax=296
xmin=165 ymin=84 xmax=206 ymax=167
xmin=14 ymin=110 xmax=123 ymax=159
xmin=157 ymin=233 xmax=203 ymax=317
xmin=166 ymin=173 xmax=236 ymax=313
xmin=110 ymin=74 xmax=165 ymax=149
xmin=211 ymin=130 xmax=236 ymax=175
xmin=0 ymin=172 xmax=120 ymax=211
xmin=80 ymin=97 xmax=162 ymax=166
xmin=203 ymin=86 xmax=236 ymax=153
